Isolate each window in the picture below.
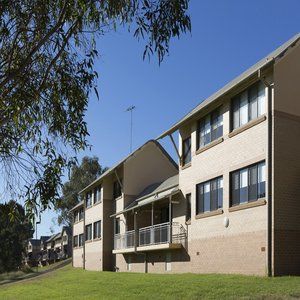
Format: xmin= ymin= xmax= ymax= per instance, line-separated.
xmin=230 ymin=161 xmax=266 ymax=206
xmin=115 ymin=218 xmax=120 ymax=235
xmin=113 ymin=180 xmax=122 ymax=199
xmin=85 ymin=224 xmax=92 ymax=241
xmin=182 ymin=136 xmax=191 ymax=165
xmin=73 ymin=235 xmax=78 ymax=247
xmin=79 ymin=234 xmax=84 ymax=247
xmin=74 ymin=211 xmax=79 ymax=223
xmin=94 ymin=186 xmax=102 ymax=204
xmin=85 ymin=191 xmax=92 ymax=208
xmin=197 ymin=108 xmax=223 ymax=149
xmin=232 ymin=81 xmax=266 ymax=130
xmin=196 ymin=177 xmax=223 ymax=214
xmin=186 ymin=193 xmax=191 ymax=222
xmin=79 ymin=207 xmax=84 ymax=221
xmin=93 ymin=221 xmax=101 ymax=239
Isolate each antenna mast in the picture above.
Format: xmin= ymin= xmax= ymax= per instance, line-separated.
xmin=125 ymin=105 xmax=136 ymax=152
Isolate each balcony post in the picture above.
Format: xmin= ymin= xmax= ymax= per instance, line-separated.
xmin=169 ymin=195 xmax=172 ymax=243
xmin=151 ymin=202 xmax=154 ymax=244
xmin=134 ymin=210 xmax=138 ymax=250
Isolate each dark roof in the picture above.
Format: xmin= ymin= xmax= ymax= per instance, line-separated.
xmin=29 ymin=239 xmax=41 ymax=247
xmin=79 ymin=140 xmax=178 ymax=195
xmin=157 ymin=33 xmax=300 ymax=139
xmin=46 ymin=233 xmax=60 ymax=243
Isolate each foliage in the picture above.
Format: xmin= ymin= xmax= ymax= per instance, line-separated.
xmin=0 ymin=201 xmax=33 ymax=273
xmin=0 ymin=0 xmax=191 ymax=218
xmin=55 ymin=156 xmax=107 ymax=225
xmin=1 ymin=264 xmax=300 ymax=299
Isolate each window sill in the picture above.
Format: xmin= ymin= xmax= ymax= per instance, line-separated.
xmin=181 ymin=162 xmax=191 ymax=170
xmin=196 ymin=137 xmax=224 ymax=155
xmin=229 ymin=198 xmax=266 ymax=212
xmin=195 ymin=209 xmax=223 ymax=219
xmin=85 ymin=240 xmax=92 ymax=244
xmin=73 ymin=220 xmax=83 ymax=225
xmin=93 ymin=201 xmax=102 ymax=207
xmin=228 ymin=115 xmax=266 ymax=138
xmin=93 ymin=237 xmax=102 ymax=242
xmin=185 ymin=219 xmax=191 ymax=225
xmin=74 ymin=246 xmax=84 ymax=249
xmin=85 ymin=205 xmax=92 ymax=211
xmin=114 ymin=195 xmax=123 ymax=201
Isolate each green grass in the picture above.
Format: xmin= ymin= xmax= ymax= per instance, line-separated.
xmin=1 ymin=264 xmax=300 ymax=299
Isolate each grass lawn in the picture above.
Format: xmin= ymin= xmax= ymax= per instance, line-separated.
xmin=0 ymin=264 xmax=300 ymax=299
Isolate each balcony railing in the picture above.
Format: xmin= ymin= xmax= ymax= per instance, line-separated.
xmin=139 ymin=222 xmax=186 ymax=247
xmin=113 ymin=222 xmax=187 ymax=251
xmin=114 ymin=230 xmax=135 ymax=250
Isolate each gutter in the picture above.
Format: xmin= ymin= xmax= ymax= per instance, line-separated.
xmin=258 ymin=68 xmax=274 ymax=277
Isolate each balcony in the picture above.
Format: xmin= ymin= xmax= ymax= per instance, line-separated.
xmin=113 ymin=222 xmax=186 ymax=254
xmin=113 ymin=230 xmax=135 ymax=254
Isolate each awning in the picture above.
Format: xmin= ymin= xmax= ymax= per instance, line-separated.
xmin=110 ymin=187 xmax=180 ymax=218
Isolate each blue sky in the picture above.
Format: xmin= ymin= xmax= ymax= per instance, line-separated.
xmin=38 ymin=0 xmax=300 ymax=237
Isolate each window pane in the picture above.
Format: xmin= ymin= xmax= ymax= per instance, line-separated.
xmin=198 ymin=121 xmax=205 ymax=148
xmin=240 ymin=91 xmax=248 ymax=126
xmin=204 ymin=115 xmax=211 ymax=145
xmin=210 ymin=179 xmax=218 ymax=211
xmin=258 ymin=82 xmax=266 ymax=116
xmin=211 ymin=110 xmax=223 ymax=141
xmin=196 ymin=184 xmax=204 ymax=214
xmin=204 ymin=182 xmax=210 ymax=212
xmin=231 ymin=171 xmax=240 ymax=206
xmin=249 ymin=165 xmax=258 ymax=202
xmin=217 ymin=177 xmax=223 ymax=209
xmin=249 ymin=84 xmax=258 ymax=121
xmin=240 ymin=168 xmax=248 ymax=203
xmin=258 ymin=162 xmax=266 ymax=198
xmin=233 ymin=97 xmax=240 ymax=129
xmin=186 ymin=194 xmax=191 ymax=221
xmin=115 ymin=218 xmax=120 ymax=235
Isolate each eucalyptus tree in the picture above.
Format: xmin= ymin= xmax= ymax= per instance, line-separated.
xmin=0 ymin=0 xmax=191 ymax=217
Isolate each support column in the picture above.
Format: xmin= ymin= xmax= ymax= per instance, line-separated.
xmin=169 ymin=196 xmax=172 ymax=243
xmin=134 ymin=211 xmax=138 ymax=250
xmin=151 ymin=202 xmax=154 ymax=244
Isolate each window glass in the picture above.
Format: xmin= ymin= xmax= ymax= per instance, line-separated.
xmin=94 ymin=186 xmax=101 ymax=204
xmin=198 ymin=107 xmax=223 ymax=148
xmin=85 ymin=224 xmax=92 ymax=241
xmin=79 ymin=207 xmax=84 ymax=220
xmin=258 ymin=162 xmax=266 ymax=198
xmin=258 ymin=82 xmax=266 ymax=116
xmin=182 ymin=136 xmax=191 ymax=165
xmin=186 ymin=193 xmax=191 ymax=222
xmin=196 ymin=177 xmax=223 ymax=214
xmin=79 ymin=234 xmax=84 ymax=246
xmin=115 ymin=218 xmax=120 ymax=235
xmin=230 ymin=161 xmax=266 ymax=206
xmin=249 ymin=85 xmax=258 ymax=121
xmin=86 ymin=192 xmax=92 ymax=208
xmin=233 ymin=98 xmax=240 ymax=130
xmin=93 ymin=221 xmax=101 ymax=239
xmin=113 ymin=180 xmax=122 ymax=199
xmin=73 ymin=235 xmax=78 ymax=247
xmin=240 ymin=91 xmax=248 ymax=126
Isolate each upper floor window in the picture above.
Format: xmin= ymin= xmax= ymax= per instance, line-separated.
xmin=182 ymin=136 xmax=191 ymax=166
xmin=79 ymin=207 xmax=84 ymax=221
xmin=85 ymin=191 xmax=92 ymax=208
xmin=79 ymin=234 xmax=84 ymax=247
xmin=94 ymin=185 xmax=102 ymax=204
xmin=197 ymin=108 xmax=223 ymax=149
xmin=115 ymin=218 xmax=120 ymax=235
xmin=85 ymin=224 xmax=92 ymax=241
xmin=93 ymin=221 xmax=101 ymax=239
xmin=232 ymin=81 xmax=266 ymax=130
xmin=74 ymin=211 xmax=79 ymax=223
xmin=196 ymin=177 xmax=223 ymax=214
xmin=113 ymin=180 xmax=122 ymax=199
xmin=231 ymin=161 xmax=266 ymax=206
xmin=186 ymin=193 xmax=191 ymax=222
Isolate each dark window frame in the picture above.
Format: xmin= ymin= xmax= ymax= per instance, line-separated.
xmin=93 ymin=220 xmax=101 ymax=239
xmin=73 ymin=235 xmax=78 ymax=247
xmin=231 ymin=81 xmax=265 ymax=131
xmin=197 ymin=107 xmax=223 ymax=149
xmin=182 ymin=136 xmax=191 ymax=166
xmin=79 ymin=234 xmax=84 ymax=247
xmin=85 ymin=191 xmax=92 ymax=208
xmin=113 ymin=180 xmax=122 ymax=199
xmin=93 ymin=185 xmax=102 ymax=204
xmin=230 ymin=161 xmax=266 ymax=207
xmin=186 ymin=193 xmax=191 ymax=222
xmin=196 ymin=176 xmax=223 ymax=215
xmin=115 ymin=218 xmax=120 ymax=235
xmin=85 ymin=224 xmax=92 ymax=241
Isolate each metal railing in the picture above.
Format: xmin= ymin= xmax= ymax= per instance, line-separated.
xmin=139 ymin=222 xmax=186 ymax=247
xmin=114 ymin=230 xmax=135 ymax=250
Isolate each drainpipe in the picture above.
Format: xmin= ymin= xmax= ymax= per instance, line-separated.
xmin=83 ymin=203 xmax=86 ymax=270
xmin=258 ymin=69 xmax=274 ymax=277
xmin=169 ymin=195 xmax=172 ymax=244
